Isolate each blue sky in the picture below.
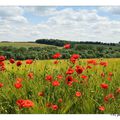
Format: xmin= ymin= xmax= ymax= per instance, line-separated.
xmin=0 ymin=6 xmax=120 ymax=43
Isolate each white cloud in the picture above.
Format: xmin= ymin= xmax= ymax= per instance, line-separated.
xmin=0 ymin=6 xmax=120 ymax=43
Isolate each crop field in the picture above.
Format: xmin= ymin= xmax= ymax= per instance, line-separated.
xmin=0 ymin=49 xmax=120 ymax=114
xmin=0 ymin=42 xmax=59 ymax=48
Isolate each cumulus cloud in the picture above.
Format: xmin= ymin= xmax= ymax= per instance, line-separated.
xmin=0 ymin=6 xmax=120 ymax=43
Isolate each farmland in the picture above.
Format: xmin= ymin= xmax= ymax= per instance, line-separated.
xmin=0 ymin=54 xmax=120 ymax=113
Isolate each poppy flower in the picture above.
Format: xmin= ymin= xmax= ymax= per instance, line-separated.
xmin=58 ymin=98 xmax=63 ymax=103
xmin=26 ymin=59 xmax=33 ymax=64
xmin=75 ymin=66 xmax=84 ymax=74
xmin=87 ymin=59 xmax=97 ymax=65
xmin=108 ymin=72 xmax=113 ymax=76
xmin=75 ymin=91 xmax=82 ymax=97
xmin=46 ymin=103 xmax=52 ymax=108
xmin=16 ymin=61 xmax=22 ymax=66
xmin=54 ymin=60 xmax=59 ymax=64
xmin=52 ymin=53 xmax=62 ymax=59
xmin=107 ymin=77 xmax=112 ymax=81
xmin=52 ymin=80 xmax=60 ymax=86
xmin=28 ymin=72 xmax=34 ymax=79
xmin=66 ymin=76 xmax=74 ymax=86
xmin=81 ymin=75 xmax=88 ymax=80
xmin=116 ymin=88 xmax=120 ymax=93
xmin=64 ymin=44 xmax=71 ymax=49
xmin=45 ymin=75 xmax=52 ymax=82
xmin=16 ymin=78 xmax=23 ymax=83
xmin=70 ymin=57 xmax=76 ymax=64
xmin=98 ymin=106 xmax=105 ymax=111
xmin=14 ymin=83 xmax=22 ymax=89
xmin=0 ymin=56 xmax=5 ymax=62
xmin=100 ymin=61 xmax=108 ymax=67
xmin=100 ymin=83 xmax=108 ymax=89
xmin=104 ymin=93 xmax=114 ymax=102
xmin=66 ymin=67 xmax=74 ymax=74
xmin=86 ymin=65 xmax=92 ymax=69
xmin=101 ymin=72 xmax=105 ymax=77
xmin=57 ymin=74 xmax=63 ymax=80
xmin=71 ymin=54 xmax=80 ymax=59
xmin=38 ymin=92 xmax=44 ymax=97
xmin=52 ymin=104 xmax=58 ymax=110
xmin=16 ymin=99 xmax=34 ymax=108
xmin=0 ymin=83 xmax=4 ymax=88
xmin=9 ymin=58 xmax=15 ymax=64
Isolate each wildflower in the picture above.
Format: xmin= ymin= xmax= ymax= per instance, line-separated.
xmin=16 ymin=99 xmax=34 ymax=108
xmin=52 ymin=104 xmax=58 ymax=110
xmin=100 ymin=61 xmax=108 ymax=67
xmin=100 ymin=83 xmax=108 ymax=89
xmin=16 ymin=78 xmax=23 ymax=83
xmin=66 ymin=76 xmax=74 ymax=86
xmin=14 ymin=83 xmax=22 ymax=89
xmin=0 ymin=56 xmax=5 ymax=62
xmin=75 ymin=65 xmax=84 ymax=74
xmin=57 ymin=74 xmax=63 ymax=80
xmin=116 ymin=88 xmax=120 ymax=93
xmin=52 ymin=53 xmax=62 ymax=59
xmin=101 ymin=72 xmax=105 ymax=77
xmin=75 ymin=91 xmax=82 ymax=97
xmin=107 ymin=77 xmax=112 ymax=81
xmin=46 ymin=103 xmax=52 ymax=108
xmin=28 ymin=72 xmax=34 ymax=79
xmin=66 ymin=67 xmax=74 ymax=74
xmin=108 ymin=72 xmax=113 ymax=76
xmin=54 ymin=60 xmax=59 ymax=64
xmin=26 ymin=59 xmax=33 ymax=64
xmin=98 ymin=106 xmax=105 ymax=111
xmin=52 ymin=80 xmax=60 ymax=86
xmin=16 ymin=61 xmax=22 ymax=66
xmin=9 ymin=58 xmax=15 ymax=64
xmin=38 ymin=92 xmax=44 ymax=97
xmin=45 ymin=75 xmax=52 ymax=82
xmin=81 ymin=75 xmax=88 ymax=80
xmin=64 ymin=44 xmax=71 ymax=49
xmin=104 ymin=93 xmax=114 ymax=102
xmin=0 ymin=83 xmax=4 ymax=88
xmin=58 ymin=98 xmax=63 ymax=103
xmin=71 ymin=54 xmax=80 ymax=59
xmin=87 ymin=59 xmax=97 ymax=65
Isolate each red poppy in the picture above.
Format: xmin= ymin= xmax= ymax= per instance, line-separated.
xmin=116 ymin=88 xmax=120 ymax=93
xmin=46 ymin=103 xmax=52 ymax=108
xmin=98 ymin=106 xmax=105 ymax=111
xmin=38 ymin=92 xmax=44 ymax=97
xmin=16 ymin=99 xmax=34 ymax=108
xmin=52 ymin=104 xmax=58 ymax=110
xmin=71 ymin=54 xmax=80 ymax=59
xmin=64 ymin=44 xmax=71 ymax=49
xmin=58 ymin=98 xmax=63 ymax=103
xmin=66 ymin=67 xmax=74 ymax=74
xmin=104 ymin=93 xmax=114 ymax=102
xmin=87 ymin=59 xmax=97 ymax=65
xmin=75 ymin=65 xmax=84 ymax=74
xmin=54 ymin=60 xmax=59 ymax=64
xmin=107 ymin=77 xmax=112 ymax=81
xmin=45 ymin=75 xmax=52 ymax=82
xmin=66 ymin=76 xmax=74 ymax=86
xmin=57 ymin=74 xmax=63 ymax=80
xmin=108 ymin=72 xmax=113 ymax=76
xmin=0 ymin=83 xmax=4 ymax=88
xmin=101 ymin=72 xmax=105 ymax=77
xmin=81 ymin=75 xmax=88 ymax=80
xmin=52 ymin=53 xmax=62 ymax=59
xmin=70 ymin=57 xmax=76 ymax=64
xmin=75 ymin=91 xmax=82 ymax=97
xmin=52 ymin=80 xmax=60 ymax=86
xmin=14 ymin=83 xmax=22 ymax=89
xmin=28 ymin=72 xmax=34 ymax=79
xmin=26 ymin=59 xmax=33 ymax=64
xmin=16 ymin=78 xmax=23 ymax=83
xmin=86 ymin=65 xmax=92 ymax=69
xmin=16 ymin=61 xmax=22 ymax=66
xmin=9 ymin=58 xmax=15 ymax=64
xmin=100 ymin=61 xmax=108 ymax=67
xmin=0 ymin=56 xmax=5 ymax=62
xmin=0 ymin=62 xmax=5 ymax=71
xmin=100 ymin=83 xmax=108 ymax=89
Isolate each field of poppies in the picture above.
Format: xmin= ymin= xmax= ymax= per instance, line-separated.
xmin=0 ymin=44 xmax=120 ymax=114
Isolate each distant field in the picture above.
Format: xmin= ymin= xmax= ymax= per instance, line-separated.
xmin=0 ymin=42 xmax=59 ymax=48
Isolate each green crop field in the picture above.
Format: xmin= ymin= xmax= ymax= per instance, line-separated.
xmin=0 ymin=56 xmax=120 ymax=114
xmin=0 ymin=42 xmax=59 ymax=48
